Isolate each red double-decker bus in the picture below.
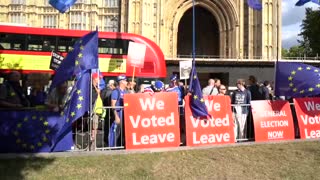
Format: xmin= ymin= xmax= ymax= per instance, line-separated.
xmin=0 ymin=25 xmax=166 ymax=79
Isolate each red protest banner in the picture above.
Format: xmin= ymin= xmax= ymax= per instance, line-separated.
xmin=251 ymin=100 xmax=295 ymax=142
xmin=184 ymin=95 xmax=235 ymax=146
xmin=124 ymin=92 xmax=180 ymax=149
xmin=294 ymin=97 xmax=320 ymax=139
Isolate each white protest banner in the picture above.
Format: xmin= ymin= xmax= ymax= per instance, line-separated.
xmin=179 ymin=60 xmax=192 ymax=80
xmin=127 ymin=42 xmax=146 ymax=68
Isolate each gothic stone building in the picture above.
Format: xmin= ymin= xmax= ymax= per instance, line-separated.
xmin=0 ymin=0 xmax=281 ymax=86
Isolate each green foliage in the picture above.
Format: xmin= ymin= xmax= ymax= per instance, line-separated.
xmin=299 ymin=7 xmax=320 ymax=57
xmin=282 ymin=46 xmax=306 ymax=58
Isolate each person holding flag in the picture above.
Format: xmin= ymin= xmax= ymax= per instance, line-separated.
xmin=51 ymin=29 xmax=99 ymax=151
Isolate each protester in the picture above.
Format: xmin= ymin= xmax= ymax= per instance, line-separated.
xmin=45 ymin=82 xmax=69 ymax=112
xmin=143 ymin=80 xmax=165 ymax=93
xmin=202 ymin=78 xmax=218 ymax=95
xmin=108 ymin=74 xmax=128 ymax=147
xmin=166 ymin=74 xmax=184 ymax=105
xmin=248 ymin=75 xmax=268 ymax=100
xmin=127 ymin=78 xmax=136 ymax=94
xmin=218 ymin=84 xmax=228 ymax=95
xmin=101 ymin=79 xmax=117 ymax=146
xmin=28 ymin=83 xmax=47 ymax=106
xmin=231 ymin=79 xmax=251 ymax=141
xmin=0 ymin=71 xmax=30 ymax=108
xmin=166 ymin=74 xmax=186 ymax=145
xmin=214 ymin=78 xmax=221 ymax=89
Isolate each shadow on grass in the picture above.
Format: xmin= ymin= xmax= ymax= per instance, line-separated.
xmin=0 ymin=157 xmax=55 ymax=180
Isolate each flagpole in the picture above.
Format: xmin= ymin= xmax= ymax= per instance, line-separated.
xmin=192 ymin=0 xmax=196 ymax=64
xmin=273 ymin=0 xmax=279 ymax=98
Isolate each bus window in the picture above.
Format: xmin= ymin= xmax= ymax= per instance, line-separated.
xmin=98 ymin=38 xmax=130 ymax=55
xmin=27 ymin=35 xmax=56 ymax=52
xmin=57 ymin=37 xmax=77 ymax=52
xmin=27 ymin=35 xmax=44 ymax=51
xmin=0 ymin=33 xmax=26 ymax=50
xmin=43 ymin=36 xmax=56 ymax=51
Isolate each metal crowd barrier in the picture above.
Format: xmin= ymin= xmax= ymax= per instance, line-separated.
xmin=65 ymin=103 xmax=301 ymax=151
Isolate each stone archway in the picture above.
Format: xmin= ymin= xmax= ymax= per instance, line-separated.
xmin=177 ymin=6 xmax=219 ymax=57
xmin=167 ymin=0 xmax=239 ymax=58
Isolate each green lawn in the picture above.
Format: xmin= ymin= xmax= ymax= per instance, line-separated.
xmin=1 ymin=140 xmax=320 ymax=180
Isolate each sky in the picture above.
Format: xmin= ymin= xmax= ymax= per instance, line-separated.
xmin=281 ymin=0 xmax=319 ymax=49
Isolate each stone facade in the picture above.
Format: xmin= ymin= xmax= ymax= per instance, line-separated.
xmin=0 ymin=0 xmax=281 ymax=60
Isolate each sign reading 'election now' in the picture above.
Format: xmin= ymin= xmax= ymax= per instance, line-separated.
xmin=294 ymin=97 xmax=320 ymax=139
xmin=185 ymin=95 xmax=235 ymax=146
xmin=124 ymin=92 xmax=180 ymax=149
xmin=251 ymin=100 xmax=295 ymax=142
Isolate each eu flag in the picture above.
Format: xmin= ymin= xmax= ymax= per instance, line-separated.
xmin=50 ymin=30 xmax=98 ymax=92
xmin=49 ymin=0 xmax=77 ymax=13
xmin=275 ymin=61 xmax=320 ymax=98
xmin=92 ymin=68 xmax=105 ymax=90
xmin=247 ymin=0 xmax=263 ymax=10
xmin=0 ymin=111 xmax=73 ymax=153
xmin=295 ymin=0 xmax=320 ymax=6
xmin=188 ymin=61 xmax=210 ymax=118
xmin=52 ymin=71 xmax=91 ymax=148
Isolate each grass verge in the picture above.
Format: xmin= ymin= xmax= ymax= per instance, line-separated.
xmin=0 ymin=140 xmax=319 ymax=180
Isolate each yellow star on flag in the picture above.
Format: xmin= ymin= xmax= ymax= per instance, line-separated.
xmin=43 ymin=121 xmax=49 ymax=126
xmin=45 ymin=129 xmax=50 ymax=134
xmin=193 ymin=95 xmax=198 ymax=100
xmin=30 ymin=145 xmax=35 ymax=150
xmin=75 ymin=60 xmax=79 ymax=65
xmin=78 ymin=96 xmax=84 ymax=101
xmin=289 ymin=83 xmax=294 ymax=87
xmin=42 ymin=136 xmax=48 ymax=142
xmin=37 ymin=142 xmax=43 ymax=147
xmin=17 ymin=123 xmax=22 ymax=128
xmin=306 ymin=67 xmax=311 ymax=70
xmin=71 ymin=111 xmax=76 ymax=117
xmin=288 ymin=76 xmax=293 ymax=81
xmin=309 ymin=88 xmax=314 ymax=92
xmin=293 ymin=88 xmax=297 ymax=92
xmin=77 ymin=90 xmax=81 ymax=94
xmin=80 ymin=45 xmax=84 ymax=50
xmin=32 ymin=116 xmax=37 ymax=120
xmin=78 ymin=53 xmax=83 ymax=58
xmin=291 ymin=71 xmax=296 ymax=75
xmin=316 ymin=84 xmax=320 ymax=88
xmin=315 ymin=69 xmax=319 ymax=73
xmin=77 ymin=103 xmax=82 ymax=109
xmin=23 ymin=117 xmax=28 ymax=122
xmin=200 ymin=98 xmax=204 ymax=103
xmin=298 ymin=67 xmax=303 ymax=71
xmin=300 ymin=90 xmax=305 ymax=94
xmin=69 ymin=47 xmax=74 ymax=52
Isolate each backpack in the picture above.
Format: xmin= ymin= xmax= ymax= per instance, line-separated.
xmin=104 ymin=88 xmax=121 ymax=120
